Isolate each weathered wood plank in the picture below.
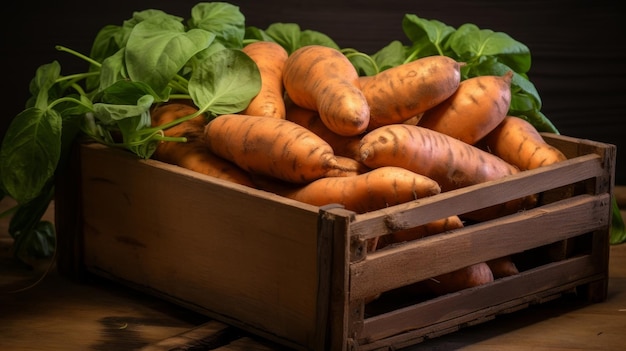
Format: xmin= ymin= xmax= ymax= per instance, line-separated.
xmin=349 ymin=194 xmax=610 ymax=299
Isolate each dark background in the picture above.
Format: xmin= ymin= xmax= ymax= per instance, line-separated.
xmin=2 ymin=0 xmax=624 ymax=184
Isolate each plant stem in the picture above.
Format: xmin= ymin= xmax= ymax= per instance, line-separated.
xmin=56 ymin=45 xmax=102 ymax=68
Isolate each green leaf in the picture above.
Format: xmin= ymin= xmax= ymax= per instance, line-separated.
xmin=189 ymin=49 xmax=261 ymax=116
xmin=347 ymin=51 xmax=379 ymax=76
xmin=0 ymin=108 xmax=62 ymax=204
xmin=99 ymin=48 xmax=128 ymax=91
xmin=469 ymin=58 xmax=542 ymax=113
xmin=8 ymin=183 xmax=54 ymax=239
xmin=90 ymin=95 xmax=156 ymax=159
xmin=89 ymin=24 xmax=125 ymax=66
xmin=371 ymin=41 xmax=408 ymax=71
xmin=189 ymin=41 xmax=227 ymax=68
xmin=125 ymin=9 xmax=183 ymax=29
xmin=115 ymin=9 xmax=182 ymax=52
xmin=299 ymin=29 xmax=340 ymax=50
xmin=189 ymin=2 xmax=245 ymax=49
xmin=448 ymin=23 xmax=531 ymax=73
xmin=117 ymin=95 xmax=154 ymax=132
xmin=244 ymin=26 xmax=274 ymax=42
xmin=92 ymin=94 xmax=154 ymax=126
xmin=263 ymin=23 xmax=303 ymax=54
xmin=13 ymin=219 xmax=56 ymax=261
xmin=97 ymin=80 xmax=167 ymax=106
xmin=402 ymin=14 xmax=455 ymax=58
xmin=516 ymin=110 xmax=559 ymax=134
xmin=250 ymin=23 xmax=339 ymax=55
xmin=125 ymin=16 xmax=215 ymax=94
xmin=28 ymin=62 xmax=62 ymax=111
xmin=510 ymin=92 xmax=539 ymax=113
xmin=347 ymin=41 xmax=408 ymax=76
xmin=610 ymin=197 xmax=626 ymax=244
xmin=55 ymin=94 xmax=94 ymax=118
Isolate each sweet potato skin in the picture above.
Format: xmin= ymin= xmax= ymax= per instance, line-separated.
xmin=376 ymin=215 xmax=464 ymax=250
xmin=285 ymin=100 xmax=362 ymax=159
xmin=359 ymin=123 xmax=538 ymax=220
xmin=203 ymin=114 xmax=339 ymax=184
xmin=420 ymin=262 xmax=495 ymax=295
xmin=241 ymin=41 xmax=289 ymax=119
xmin=361 ymin=55 xmax=462 ymax=131
xmin=479 ymin=115 xmax=568 ymax=170
xmin=282 ymin=45 xmax=370 ymax=137
xmin=257 ymin=166 xmax=441 ymax=214
xmin=487 ymin=256 xmax=519 ymax=278
xmin=358 ymin=124 xmax=520 ymax=192
xmin=150 ymin=102 xmax=255 ymax=187
xmin=418 ymin=71 xmax=513 ymax=145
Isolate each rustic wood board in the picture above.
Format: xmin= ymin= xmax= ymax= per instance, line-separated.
xmin=75 ymin=143 xmax=323 ymax=350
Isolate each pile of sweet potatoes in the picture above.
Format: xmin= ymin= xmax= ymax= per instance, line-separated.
xmin=151 ymin=42 xmax=568 ymax=298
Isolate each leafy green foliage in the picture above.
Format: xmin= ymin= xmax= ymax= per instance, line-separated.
xmin=610 ymin=196 xmax=626 ymax=245
xmin=190 ymin=49 xmax=261 ymax=115
xmin=189 ymin=2 xmax=246 ymax=48
xmin=125 ymin=16 xmax=216 ymax=94
xmin=0 ymin=2 xmax=259 ymax=265
xmin=347 ymin=14 xmax=556 ymax=135
xmin=13 ymin=221 xmax=56 ymax=261
xmin=8 ymin=184 xmax=56 ymax=261
xmin=0 ymin=108 xmax=61 ymax=204
xmin=245 ymin=22 xmax=339 ymax=54
xmin=402 ymin=15 xmax=454 ymax=58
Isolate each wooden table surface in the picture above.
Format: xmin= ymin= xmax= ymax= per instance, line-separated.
xmin=2 ymin=188 xmax=626 ymax=351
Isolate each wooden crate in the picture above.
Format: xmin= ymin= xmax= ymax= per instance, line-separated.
xmin=55 ymin=133 xmax=616 ymax=351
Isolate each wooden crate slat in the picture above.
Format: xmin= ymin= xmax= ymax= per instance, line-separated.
xmin=350 ymin=153 xmax=604 ymax=240
xmin=349 ymin=193 xmax=610 ymax=300
xmin=358 ymin=254 xmax=602 ymax=343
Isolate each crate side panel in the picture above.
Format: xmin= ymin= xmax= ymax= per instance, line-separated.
xmin=350 ymin=193 xmax=610 ymax=300
xmin=348 ymin=135 xmax=615 ymax=350
xmin=360 ymin=254 xmax=603 ymax=344
xmin=78 ymin=144 xmax=320 ymax=348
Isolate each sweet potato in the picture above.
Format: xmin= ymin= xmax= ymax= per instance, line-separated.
xmin=376 ymin=215 xmax=464 ymax=250
xmin=285 ymin=100 xmax=362 ymax=159
xmin=361 ymin=55 xmax=463 ymax=130
xmin=372 ymin=213 xmax=493 ymax=296
xmin=479 ymin=116 xmax=567 ymax=170
xmin=322 ymin=155 xmax=370 ymax=178
xmin=395 ymin=261 xmax=494 ymax=297
xmin=203 ymin=114 xmax=339 ymax=183
xmin=418 ymin=262 xmax=495 ymax=296
xmin=282 ymin=45 xmax=370 ymax=136
xmin=257 ymin=166 xmax=441 ymax=214
xmin=418 ymin=71 xmax=513 ymax=145
xmin=150 ymin=102 xmax=255 ymax=187
xmin=402 ymin=114 xmax=423 ymax=126
xmin=359 ymin=124 xmax=538 ymax=220
xmin=474 ymin=115 xmax=567 ymax=220
xmin=358 ymin=124 xmax=520 ymax=192
xmin=486 ymin=256 xmax=519 ymax=278
xmin=241 ymin=41 xmax=289 ymax=119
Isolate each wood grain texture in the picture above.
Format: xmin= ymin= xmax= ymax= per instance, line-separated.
xmin=75 ymin=143 xmax=321 ymax=350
